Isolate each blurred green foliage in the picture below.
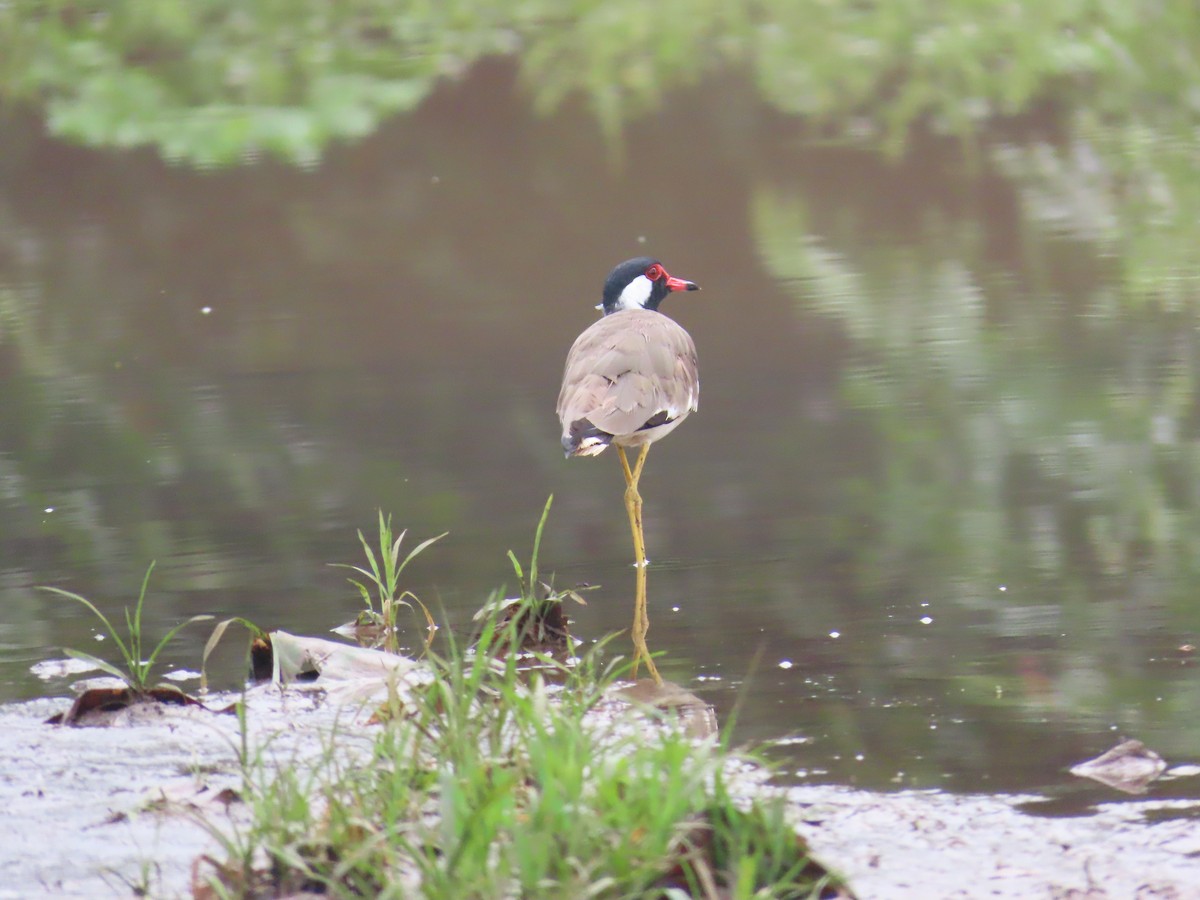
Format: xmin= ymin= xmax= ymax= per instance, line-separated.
xmin=3 ymin=1 xmax=1197 ymax=300
xmin=2 ymin=0 xmax=1197 ymax=164
xmin=0 ymin=0 xmax=516 ymax=166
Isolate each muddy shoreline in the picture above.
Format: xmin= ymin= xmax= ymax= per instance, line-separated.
xmin=3 ymin=686 xmax=1197 ymax=899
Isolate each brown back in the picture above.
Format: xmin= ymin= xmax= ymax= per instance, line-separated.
xmin=557 ymin=309 xmax=698 ymax=442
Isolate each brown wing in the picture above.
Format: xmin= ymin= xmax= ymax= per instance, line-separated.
xmin=557 ymin=309 xmax=698 ymax=448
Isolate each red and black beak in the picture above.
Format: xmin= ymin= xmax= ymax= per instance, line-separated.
xmin=664 ymin=273 xmax=700 ymax=293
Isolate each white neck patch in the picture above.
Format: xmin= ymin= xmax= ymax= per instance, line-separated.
xmin=612 ymin=274 xmax=653 ymax=312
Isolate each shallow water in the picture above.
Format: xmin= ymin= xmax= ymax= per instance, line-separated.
xmin=2 ymin=20 xmax=1200 ymax=814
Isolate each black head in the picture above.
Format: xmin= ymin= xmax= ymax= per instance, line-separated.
xmin=600 ymin=257 xmax=700 ymax=315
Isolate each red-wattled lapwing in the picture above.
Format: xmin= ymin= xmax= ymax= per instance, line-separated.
xmin=557 ymin=257 xmax=700 ymax=683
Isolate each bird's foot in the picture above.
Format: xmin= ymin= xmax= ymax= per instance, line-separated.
xmin=632 ymin=650 xmax=662 ymax=685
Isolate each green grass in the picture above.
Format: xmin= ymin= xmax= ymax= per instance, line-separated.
xmin=333 ymin=510 xmax=446 ymax=654
xmin=473 ymin=495 xmax=594 ymax=653
xmin=194 ymin=507 xmax=846 ymax=899
xmin=35 ymin=508 xmax=844 ymax=897
xmin=40 ymin=561 xmax=212 ymax=694
xmin=199 ymin=613 xmax=842 ymax=898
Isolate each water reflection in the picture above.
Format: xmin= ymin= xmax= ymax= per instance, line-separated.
xmin=2 ymin=45 xmax=1200 ymax=799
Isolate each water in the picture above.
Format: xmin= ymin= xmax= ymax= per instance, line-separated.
xmin=2 ymin=38 xmax=1199 ymax=805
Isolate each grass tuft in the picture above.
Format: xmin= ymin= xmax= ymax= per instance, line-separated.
xmin=195 ymin=505 xmax=848 ymax=899
xmin=333 ymin=510 xmax=445 ymax=654
xmin=40 ymin=561 xmax=213 ymax=695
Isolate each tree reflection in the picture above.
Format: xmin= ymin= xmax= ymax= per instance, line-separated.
xmin=3 ymin=1 xmax=1196 ymax=290
xmin=750 ymin=171 xmax=1200 ymax=764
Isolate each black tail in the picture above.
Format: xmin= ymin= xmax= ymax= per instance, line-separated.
xmin=564 ymin=419 xmax=612 ymax=457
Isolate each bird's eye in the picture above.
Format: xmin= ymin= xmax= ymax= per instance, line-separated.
xmin=644 ymin=264 xmax=663 ymax=280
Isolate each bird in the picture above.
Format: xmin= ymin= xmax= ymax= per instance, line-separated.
xmin=557 ymin=257 xmax=700 ymax=683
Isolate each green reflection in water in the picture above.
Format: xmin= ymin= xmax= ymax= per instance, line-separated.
xmin=754 ymin=181 xmax=1200 ymax=619
xmin=3 ymin=2 xmax=1196 ymax=157
xmin=2 ymin=1 xmax=1197 ymax=299
xmin=750 ymin=176 xmax=1200 ymax=769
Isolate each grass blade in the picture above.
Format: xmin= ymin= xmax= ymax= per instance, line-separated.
xmin=40 ymin=585 xmax=133 ymax=669
xmin=61 ymin=648 xmax=133 ymax=684
xmin=200 ymin=616 xmax=264 ymax=693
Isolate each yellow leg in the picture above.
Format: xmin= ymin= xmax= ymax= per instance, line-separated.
xmin=617 ymin=444 xmax=661 ymax=684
